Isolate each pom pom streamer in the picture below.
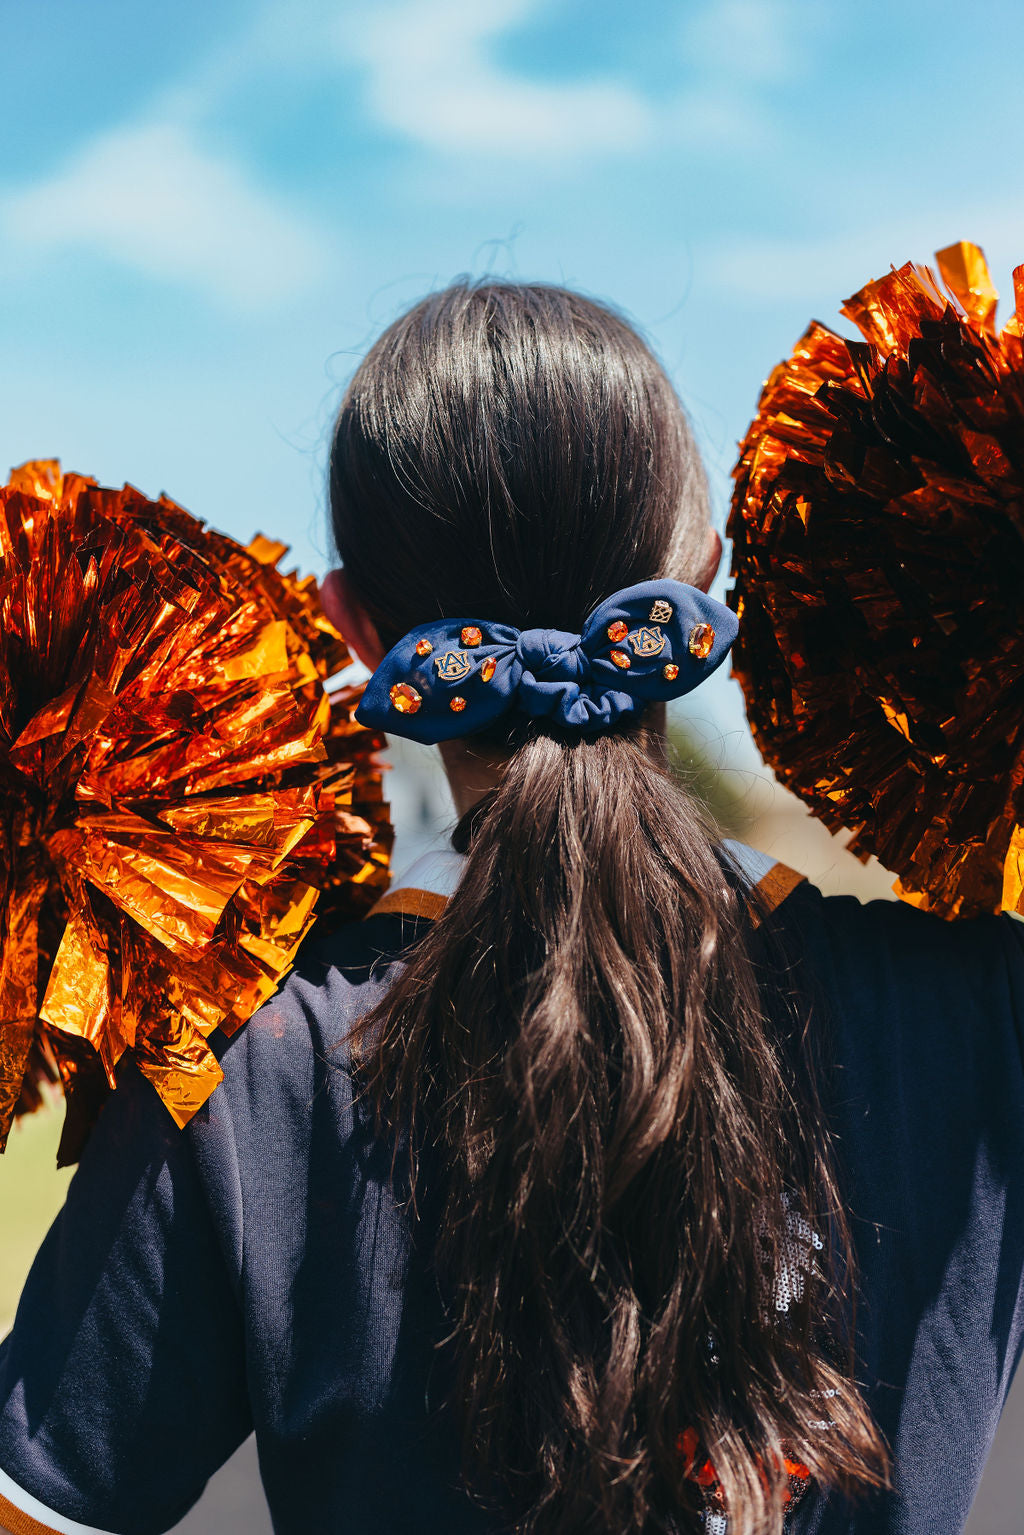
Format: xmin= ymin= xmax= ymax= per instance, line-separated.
xmin=0 ymin=461 xmax=391 ymax=1163
xmin=728 ymin=242 xmax=1024 ymax=919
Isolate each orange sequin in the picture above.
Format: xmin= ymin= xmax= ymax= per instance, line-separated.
xmin=677 ymin=1426 xmax=812 ymax=1517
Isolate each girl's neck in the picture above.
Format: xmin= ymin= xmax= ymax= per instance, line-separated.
xmin=437 ymin=704 xmax=668 ymax=818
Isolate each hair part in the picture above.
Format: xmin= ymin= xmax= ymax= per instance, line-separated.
xmin=330 ymin=280 xmax=888 ymax=1533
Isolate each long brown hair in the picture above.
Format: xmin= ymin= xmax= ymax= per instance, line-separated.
xmin=329 ymin=281 xmax=887 ymax=1532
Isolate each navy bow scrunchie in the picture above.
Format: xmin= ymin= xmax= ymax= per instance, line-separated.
xmin=355 ymin=579 xmax=738 ymax=745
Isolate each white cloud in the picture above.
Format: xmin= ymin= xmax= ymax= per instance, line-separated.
xmin=664 ymin=85 xmax=766 ymax=152
xmin=680 ymin=0 xmax=806 ymax=85
xmin=663 ymin=0 xmax=824 ymax=153
xmin=0 ymin=0 xmax=826 ymax=315
xmin=336 ymin=0 xmax=830 ymax=164
xmin=1 ymin=120 xmax=329 ymax=312
xmin=342 ymin=0 xmax=656 ymax=157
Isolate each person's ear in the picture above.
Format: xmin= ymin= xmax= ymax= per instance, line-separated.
xmin=319 ymin=568 xmax=387 ymax=672
xmin=695 ymin=526 xmax=723 ymax=593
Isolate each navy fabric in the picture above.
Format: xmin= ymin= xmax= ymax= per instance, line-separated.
xmin=1 ymin=885 xmax=1024 ymax=1533
xmin=355 ymin=579 xmax=738 ymax=743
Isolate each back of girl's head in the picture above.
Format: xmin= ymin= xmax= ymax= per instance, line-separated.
xmin=330 ymin=281 xmax=710 ymax=643
xmin=328 ymin=281 xmax=887 ymax=1535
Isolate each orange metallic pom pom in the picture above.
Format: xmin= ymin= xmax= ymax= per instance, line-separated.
xmin=607 ymin=620 xmax=628 ymax=642
xmin=0 ymin=461 xmax=392 ymax=1162
xmin=688 ymin=624 xmax=715 ymax=660
xmin=610 ymin=648 xmax=631 ymax=669
xmin=461 ymin=626 xmax=482 ymax=647
xmin=729 ymin=241 xmax=1024 ymax=918
xmin=450 ymin=696 xmax=467 ymax=713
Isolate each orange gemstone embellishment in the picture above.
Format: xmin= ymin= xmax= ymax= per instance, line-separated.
xmin=688 ymin=623 xmax=715 ymax=660
xmin=610 ymin=648 xmax=631 ymax=669
xmin=663 ymin=662 xmax=680 ymax=681
xmin=461 ymin=626 xmax=482 ymax=647
xmin=450 ymin=696 xmax=467 ymax=713
xmin=607 ymin=620 xmax=628 ymax=642
xmin=415 ymin=638 xmax=433 ymax=657
xmin=480 ymin=656 xmax=497 ymax=682
xmin=389 ymin=682 xmax=422 ymax=714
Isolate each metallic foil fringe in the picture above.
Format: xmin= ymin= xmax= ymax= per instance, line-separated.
xmin=0 ymin=461 xmax=392 ymax=1163
xmin=729 ymin=242 xmax=1024 ymax=920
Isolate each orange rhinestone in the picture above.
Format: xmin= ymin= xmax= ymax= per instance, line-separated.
xmin=607 ymin=620 xmax=628 ymax=642
xmin=389 ymin=682 xmax=422 ymax=714
xmin=610 ymin=648 xmax=631 ymax=670
xmin=450 ymin=695 xmax=467 ymax=713
xmin=480 ymin=656 xmax=497 ymax=682
xmin=662 ymin=662 xmax=680 ymax=681
xmin=688 ymin=623 xmax=715 ymax=660
xmin=415 ymin=638 xmax=433 ymax=657
xmin=461 ymin=626 xmax=482 ymax=647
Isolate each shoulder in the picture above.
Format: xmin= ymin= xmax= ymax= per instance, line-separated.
xmin=742 ymin=847 xmax=1024 ymax=1133
xmin=181 ymin=851 xmax=463 ymax=1186
xmin=719 ymin=839 xmax=1024 ymax=1063
xmin=203 ymin=906 xmax=430 ymax=1125
xmin=752 ymin=846 xmax=1024 ymax=996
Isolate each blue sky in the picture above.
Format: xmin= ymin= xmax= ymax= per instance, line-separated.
xmin=2 ymin=0 xmax=1022 ymax=765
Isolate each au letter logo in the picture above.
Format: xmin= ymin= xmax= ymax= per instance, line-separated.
xmin=628 ymin=625 xmax=666 ymax=658
xmin=435 ymin=650 xmax=472 ymax=682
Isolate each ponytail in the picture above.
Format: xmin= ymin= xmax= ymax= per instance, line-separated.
xmin=353 ymin=724 xmax=887 ymax=1532
xmin=331 ymin=278 xmax=889 ymax=1531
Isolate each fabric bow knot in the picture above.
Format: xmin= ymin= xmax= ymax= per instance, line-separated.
xmin=356 ymin=579 xmax=738 ymax=745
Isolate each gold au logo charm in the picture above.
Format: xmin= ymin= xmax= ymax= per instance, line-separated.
xmin=648 ymin=599 xmax=673 ymax=623
xmin=435 ymin=650 xmax=472 ymax=682
xmin=627 ymin=625 xmax=666 ymax=658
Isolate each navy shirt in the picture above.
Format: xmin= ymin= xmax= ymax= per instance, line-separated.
xmin=2 ymin=846 xmax=1024 ymax=1534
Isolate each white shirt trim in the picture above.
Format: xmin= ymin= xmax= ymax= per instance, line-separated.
xmin=387 ymin=849 xmax=467 ymax=900
xmin=0 ymin=1462 xmax=115 ymax=1535
xmin=389 ymin=843 xmax=775 ymax=902
xmin=720 ymin=837 xmax=777 ymax=888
